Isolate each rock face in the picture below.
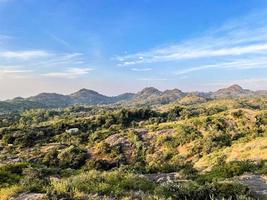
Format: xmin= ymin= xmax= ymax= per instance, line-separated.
xmin=105 ymin=134 xmax=131 ymax=147
xmin=11 ymin=193 xmax=47 ymax=200
xmin=239 ymin=174 xmax=267 ymax=197
xmin=104 ymin=134 xmax=135 ymax=164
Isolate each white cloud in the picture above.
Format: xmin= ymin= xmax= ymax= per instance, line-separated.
xmin=116 ymin=8 xmax=267 ymax=77
xmin=138 ymin=78 xmax=169 ymax=81
xmin=28 ymin=53 xmax=84 ymax=68
xmin=0 ymin=47 xmax=91 ymax=79
xmin=46 ymin=32 xmax=72 ymax=48
xmin=175 ymin=57 xmax=267 ymax=75
xmin=131 ymin=67 xmax=152 ymax=72
xmin=0 ymin=50 xmax=51 ymax=60
xmin=0 ymin=67 xmax=32 ymax=79
xmin=42 ymin=67 xmax=94 ymax=78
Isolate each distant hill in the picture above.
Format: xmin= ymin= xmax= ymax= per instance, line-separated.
xmin=131 ymin=87 xmax=185 ymax=105
xmin=111 ymin=93 xmax=135 ymax=103
xmin=28 ymin=93 xmax=72 ymax=108
xmin=0 ymin=85 xmax=266 ymax=113
xmin=70 ymin=89 xmax=111 ymax=105
xmin=0 ymin=99 xmax=44 ymax=113
xmin=211 ymin=84 xmax=255 ymax=98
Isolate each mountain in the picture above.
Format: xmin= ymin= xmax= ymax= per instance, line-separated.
xmin=211 ymin=84 xmax=255 ymax=98
xmin=1 ymin=85 xmax=266 ymax=113
xmin=70 ymin=89 xmax=135 ymax=105
xmin=131 ymin=87 xmax=185 ymax=105
xmin=70 ymin=89 xmax=111 ymax=105
xmin=28 ymin=93 xmax=72 ymax=108
xmin=0 ymin=89 xmax=135 ymax=112
xmin=255 ymin=90 xmax=267 ymax=96
xmin=0 ymin=99 xmax=44 ymax=113
xmin=111 ymin=93 xmax=135 ymax=102
xmin=134 ymin=87 xmax=162 ymax=99
xmin=158 ymin=89 xmax=185 ymax=104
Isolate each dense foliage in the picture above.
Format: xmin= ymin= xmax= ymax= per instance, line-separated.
xmin=0 ymin=96 xmax=266 ymax=199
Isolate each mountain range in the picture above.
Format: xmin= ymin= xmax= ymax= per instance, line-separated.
xmin=0 ymin=84 xmax=266 ymax=113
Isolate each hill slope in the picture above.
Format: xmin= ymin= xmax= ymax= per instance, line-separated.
xmin=0 ymin=95 xmax=266 ymax=199
xmin=0 ymin=85 xmax=266 ymax=113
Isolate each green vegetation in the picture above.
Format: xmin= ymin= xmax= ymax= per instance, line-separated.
xmin=0 ymin=95 xmax=266 ymax=199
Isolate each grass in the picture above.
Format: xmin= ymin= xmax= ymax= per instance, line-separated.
xmin=195 ymin=137 xmax=267 ymax=170
xmin=0 ymin=185 xmax=23 ymax=200
xmin=50 ymin=170 xmax=156 ymax=198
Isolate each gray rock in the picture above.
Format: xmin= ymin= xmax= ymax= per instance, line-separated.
xmin=11 ymin=193 xmax=46 ymax=200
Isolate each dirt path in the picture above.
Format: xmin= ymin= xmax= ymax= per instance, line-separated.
xmin=239 ymin=174 xmax=267 ymax=197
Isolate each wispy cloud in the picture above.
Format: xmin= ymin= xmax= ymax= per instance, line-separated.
xmin=116 ymin=8 xmax=267 ymax=77
xmin=28 ymin=53 xmax=84 ymax=68
xmin=0 ymin=48 xmax=91 ymax=79
xmin=42 ymin=67 xmax=94 ymax=78
xmin=46 ymin=32 xmax=72 ymax=48
xmin=203 ymin=78 xmax=267 ymax=90
xmin=175 ymin=57 xmax=267 ymax=75
xmin=0 ymin=50 xmax=51 ymax=60
xmin=131 ymin=67 xmax=152 ymax=72
xmin=0 ymin=67 xmax=32 ymax=79
xmin=118 ymin=43 xmax=267 ymax=65
xmin=0 ymin=50 xmax=85 ymax=69
xmin=138 ymin=78 xmax=169 ymax=81
xmin=0 ymin=34 xmax=12 ymax=44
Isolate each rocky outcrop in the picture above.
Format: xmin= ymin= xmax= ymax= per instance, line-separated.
xmin=11 ymin=193 xmax=47 ymax=200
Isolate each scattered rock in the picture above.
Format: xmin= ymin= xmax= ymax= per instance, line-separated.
xmin=11 ymin=193 xmax=47 ymax=200
xmin=239 ymin=173 xmax=267 ymax=197
xmin=144 ymin=172 xmax=182 ymax=183
xmin=66 ymin=128 xmax=79 ymax=134
xmin=105 ymin=134 xmax=131 ymax=147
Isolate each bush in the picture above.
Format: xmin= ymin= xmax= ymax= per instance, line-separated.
xmin=57 ymin=146 xmax=88 ymax=169
xmin=156 ymin=181 xmax=250 ymax=200
xmin=197 ymin=161 xmax=260 ymax=183
xmin=0 ymin=185 xmax=23 ymax=200
xmin=20 ymin=167 xmax=49 ymax=193
xmin=0 ymin=163 xmax=28 ymax=187
xmin=50 ymin=170 xmax=155 ymax=198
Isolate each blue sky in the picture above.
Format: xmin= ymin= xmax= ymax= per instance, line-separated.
xmin=1 ymin=0 xmax=267 ymax=99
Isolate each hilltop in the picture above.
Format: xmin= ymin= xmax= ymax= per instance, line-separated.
xmin=1 ymin=85 xmax=266 ymax=113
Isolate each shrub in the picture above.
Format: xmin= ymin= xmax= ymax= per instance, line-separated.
xmin=197 ymin=161 xmax=260 ymax=183
xmin=0 ymin=185 xmax=23 ymax=200
xmin=156 ymin=181 xmax=250 ymax=200
xmin=57 ymin=146 xmax=88 ymax=169
xmin=50 ymin=170 xmax=155 ymax=198
xmin=0 ymin=163 xmax=28 ymax=187
xmin=20 ymin=167 xmax=49 ymax=193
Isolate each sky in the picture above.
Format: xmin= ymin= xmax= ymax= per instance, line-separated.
xmin=1 ymin=0 xmax=267 ymax=99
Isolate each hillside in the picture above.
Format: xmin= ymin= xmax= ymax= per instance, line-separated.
xmin=211 ymin=84 xmax=255 ymax=98
xmin=0 ymin=95 xmax=266 ymax=199
xmin=1 ymin=85 xmax=266 ymax=114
